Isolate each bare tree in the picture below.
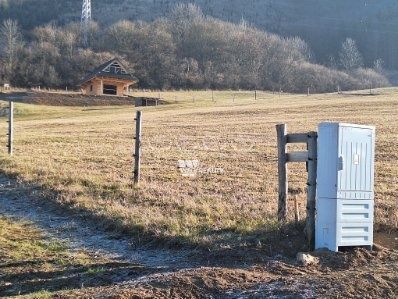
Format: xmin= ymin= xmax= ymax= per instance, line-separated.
xmin=373 ymin=58 xmax=384 ymax=74
xmin=0 ymin=19 xmax=23 ymax=81
xmin=0 ymin=7 xmax=390 ymax=93
xmin=339 ymin=38 xmax=363 ymax=71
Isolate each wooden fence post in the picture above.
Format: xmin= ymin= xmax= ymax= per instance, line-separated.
xmin=7 ymin=100 xmax=13 ymax=156
xmin=276 ymin=124 xmax=318 ymax=247
xmin=305 ymin=131 xmax=318 ymax=249
xmin=255 ymin=90 xmax=257 ymax=100
xmin=276 ymin=124 xmax=288 ymax=221
xmin=134 ymin=111 xmax=142 ymax=184
xmin=294 ymin=196 xmax=300 ymax=223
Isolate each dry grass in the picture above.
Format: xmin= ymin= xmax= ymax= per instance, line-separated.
xmin=0 ymin=89 xmax=397 ymax=247
xmin=0 ymin=217 xmax=103 ymax=297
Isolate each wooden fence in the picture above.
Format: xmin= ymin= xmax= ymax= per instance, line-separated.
xmin=276 ymin=124 xmax=318 ymax=249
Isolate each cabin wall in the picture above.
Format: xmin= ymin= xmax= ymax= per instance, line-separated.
xmin=82 ymin=80 xmax=102 ymax=96
xmin=82 ymin=78 xmax=128 ymax=96
xmin=116 ymin=83 xmax=127 ymax=96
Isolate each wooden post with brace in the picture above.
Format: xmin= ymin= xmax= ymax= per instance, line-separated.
xmin=276 ymin=124 xmax=288 ymax=221
xmin=276 ymin=124 xmax=318 ymax=249
xmin=305 ymin=131 xmax=318 ymax=249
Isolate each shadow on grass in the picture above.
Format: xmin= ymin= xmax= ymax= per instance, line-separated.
xmin=190 ymin=222 xmax=308 ymax=267
xmin=0 ymin=261 xmax=158 ymax=297
xmin=0 ymin=171 xmax=310 ymax=265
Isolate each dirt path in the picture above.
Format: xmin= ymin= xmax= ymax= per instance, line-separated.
xmin=0 ymin=176 xmax=195 ymax=270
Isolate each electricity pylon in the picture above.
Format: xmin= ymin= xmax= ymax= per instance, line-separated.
xmin=81 ymin=0 xmax=92 ymax=46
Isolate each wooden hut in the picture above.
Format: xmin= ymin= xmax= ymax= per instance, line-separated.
xmin=80 ymin=58 xmax=138 ymax=96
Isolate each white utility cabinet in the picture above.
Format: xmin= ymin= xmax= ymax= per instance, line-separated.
xmin=316 ymin=123 xmax=375 ymax=252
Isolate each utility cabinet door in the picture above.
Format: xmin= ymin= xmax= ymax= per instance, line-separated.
xmin=317 ymin=123 xmax=339 ymax=199
xmin=337 ymin=126 xmax=375 ymax=200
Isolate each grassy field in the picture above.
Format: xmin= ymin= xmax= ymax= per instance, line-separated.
xmin=0 ymin=89 xmax=397 ymax=249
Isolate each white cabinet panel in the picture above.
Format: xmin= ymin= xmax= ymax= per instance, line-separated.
xmin=316 ymin=123 xmax=375 ymax=252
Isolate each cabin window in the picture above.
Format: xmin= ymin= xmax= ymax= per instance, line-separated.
xmin=103 ymin=84 xmax=117 ymax=95
xmin=90 ymin=85 xmax=93 ymax=92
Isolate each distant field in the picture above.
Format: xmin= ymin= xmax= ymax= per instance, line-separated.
xmin=0 ymin=91 xmax=136 ymax=106
xmin=0 ymin=89 xmax=397 ymax=248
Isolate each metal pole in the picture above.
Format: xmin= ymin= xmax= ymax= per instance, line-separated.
xmin=134 ymin=111 xmax=142 ymax=184
xmin=276 ymin=124 xmax=288 ymax=222
xmin=7 ymin=100 xmax=13 ymax=156
xmin=305 ymin=131 xmax=318 ymax=249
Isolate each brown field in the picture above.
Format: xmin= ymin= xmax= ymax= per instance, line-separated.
xmin=0 ymin=91 xmax=137 ymax=106
xmin=0 ymin=89 xmax=397 ymax=297
xmin=0 ymin=89 xmax=397 ymax=249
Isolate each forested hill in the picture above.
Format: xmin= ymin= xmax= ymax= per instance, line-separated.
xmin=1 ymin=0 xmax=398 ymax=69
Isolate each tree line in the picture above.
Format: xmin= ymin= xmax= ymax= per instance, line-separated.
xmin=0 ymin=4 xmax=389 ymax=93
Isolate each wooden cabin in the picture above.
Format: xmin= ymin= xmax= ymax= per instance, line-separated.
xmin=80 ymin=58 xmax=138 ymax=97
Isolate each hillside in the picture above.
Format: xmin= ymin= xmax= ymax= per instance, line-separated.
xmin=1 ymin=0 xmax=398 ymax=68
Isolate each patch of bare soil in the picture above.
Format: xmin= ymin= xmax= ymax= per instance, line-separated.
xmin=375 ymin=231 xmax=398 ymax=250
xmin=61 ymin=248 xmax=398 ymax=298
xmin=0 ymin=91 xmax=159 ymax=106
